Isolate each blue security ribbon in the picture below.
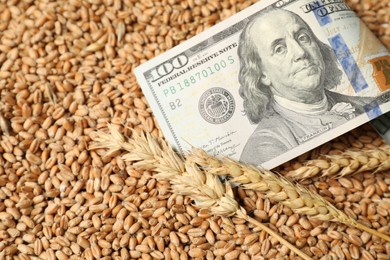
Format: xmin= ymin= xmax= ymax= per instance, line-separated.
xmin=364 ymin=100 xmax=382 ymax=120
xmin=329 ymin=34 xmax=368 ymax=93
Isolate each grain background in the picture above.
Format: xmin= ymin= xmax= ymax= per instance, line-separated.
xmin=0 ymin=0 xmax=389 ymax=259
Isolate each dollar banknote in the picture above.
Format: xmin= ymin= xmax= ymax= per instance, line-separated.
xmin=135 ymin=0 xmax=390 ymax=169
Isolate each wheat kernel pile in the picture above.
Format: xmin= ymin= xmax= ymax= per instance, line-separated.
xmin=0 ymin=0 xmax=389 ymax=259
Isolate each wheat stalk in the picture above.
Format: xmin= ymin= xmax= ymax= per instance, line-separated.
xmin=188 ymin=148 xmax=390 ymax=242
xmin=284 ymin=146 xmax=390 ymax=181
xmin=90 ymin=125 xmax=311 ymax=259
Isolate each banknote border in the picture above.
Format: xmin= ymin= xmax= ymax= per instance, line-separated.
xmin=146 ymin=80 xmax=185 ymax=154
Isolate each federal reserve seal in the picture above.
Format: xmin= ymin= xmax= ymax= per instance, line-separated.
xmin=198 ymin=87 xmax=235 ymax=124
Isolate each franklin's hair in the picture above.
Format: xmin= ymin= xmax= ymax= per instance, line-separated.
xmin=238 ymin=8 xmax=343 ymax=124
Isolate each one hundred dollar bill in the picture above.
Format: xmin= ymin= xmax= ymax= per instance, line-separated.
xmin=135 ymin=0 xmax=390 ymax=169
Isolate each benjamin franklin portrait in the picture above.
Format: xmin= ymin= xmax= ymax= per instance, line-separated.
xmin=238 ymin=8 xmax=372 ymax=165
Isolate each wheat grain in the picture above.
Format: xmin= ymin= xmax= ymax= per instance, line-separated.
xmin=44 ymin=83 xmax=57 ymax=104
xmin=285 ymin=145 xmax=390 ymax=181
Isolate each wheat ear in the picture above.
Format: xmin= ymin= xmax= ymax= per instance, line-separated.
xmin=189 ymin=148 xmax=390 ymax=243
xmin=285 ymin=145 xmax=390 ymax=181
xmin=90 ymin=125 xmax=311 ymax=259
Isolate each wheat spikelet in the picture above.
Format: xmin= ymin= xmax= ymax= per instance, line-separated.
xmin=189 ymin=148 xmax=390 ymax=242
xmin=90 ymin=125 xmax=311 ymax=259
xmin=285 ymin=145 xmax=390 ymax=181
xmin=170 ymin=162 xmax=238 ymax=216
